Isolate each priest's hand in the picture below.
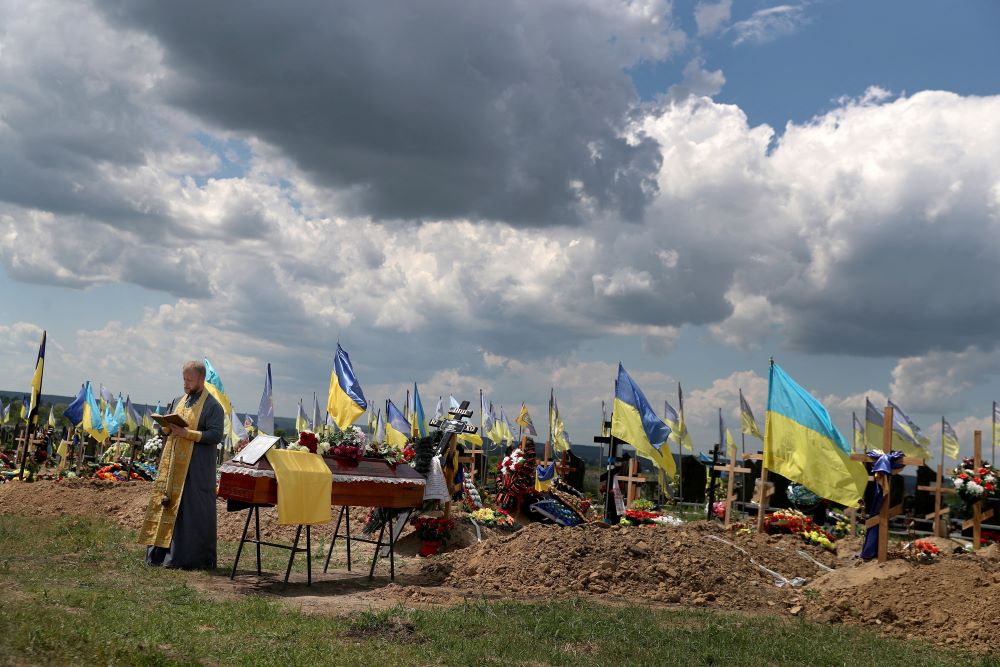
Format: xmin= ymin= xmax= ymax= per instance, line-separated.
xmin=171 ymin=425 xmax=191 ymax=440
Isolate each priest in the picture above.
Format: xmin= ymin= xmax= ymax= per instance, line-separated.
xmin=140 ymin=360 xmax=225 ymax=569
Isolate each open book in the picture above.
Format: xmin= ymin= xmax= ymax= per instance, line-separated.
xmin=233 ymin=434 xmax=282 ymax=465
xmin=150 ymin=413 xmax=188 ymax=428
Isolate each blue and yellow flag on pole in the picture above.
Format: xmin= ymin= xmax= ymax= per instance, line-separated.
xmin=740 ymin=388 xmax=762 ymax=440
xmin=27 ymin=331 xmax=46 ymax=422
xmin=611 ymin=363 xmax=675 ymax=478
xmin=764 ymin=362 xmax=867 ymax=507
xmin=204 ymin=357 xmax=233 ymax=419
xmin=327 ymin=344 xmax=367 ymax=429
xmin=257 ymin=364 xmax=274 ymax=435
xmin=64 ymin=385 xmax=86 ymax=426
xmin=295 ymin=398 xmax=310 ymax=433
xmin=942 ymin=418 xmax=960 ymax=460
xmin=865 ymin=398 xmax=928 ymax=459
xmin=385 ymin=399 xmax=410 ymax=448
xmin=412 ymin=383 xmax=427 ymax=438
xmin=82 ymin=381 xmax=109 ymax=443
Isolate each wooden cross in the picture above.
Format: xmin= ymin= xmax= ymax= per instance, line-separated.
xmin=458 ymin=441 xmax=483 ymax=480
xmin=618 ymin=457 xmax=647 ymax=506
xmin=917 ymin=464 xmax=955 ymax=538
xmin=961 ymin=431 xmax=994 ymax=551
xmin=744 ymin=452 xmax=772 ymax=532
xmin=850 ymin=406 xmax=923 ymax=562
xmin=554 ymin=450 xmax=575 ymax=479
xmin=713 ymin=454 xmax=752 ymax=529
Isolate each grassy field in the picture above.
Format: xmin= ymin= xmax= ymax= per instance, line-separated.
xmin=0 ymin=513 xmax=995 ymax=666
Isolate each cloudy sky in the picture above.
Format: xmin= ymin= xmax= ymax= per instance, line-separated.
xmin=3 ymin=0 xmax=1000 ymax=457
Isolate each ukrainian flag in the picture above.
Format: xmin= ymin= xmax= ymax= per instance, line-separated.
xmin=27 ymin=331 xmax=45 ymax=422
xmin=204 ymin=357 xmax=233 ymax=418
xmin=865 ymin=398 xmax=928 ymax=458
xmin=611 ymin=364 xmax=675 ymax=478
xmin=942 ymin=418 xmax=960 ymax=460
xmin=385 ymin=399 xmax=410 ymax=448
xmin=82 ymin=382 xmax=109 ymax=443
xmin=764 ymin=362 xmax=867 ymax=507
xmin=412 ymin=383 xmax=427 ymax=438
xmin=64 ymin=384 xmax=86 ymax=426
xmin=327 ymin=344 xmax=367 ymax=429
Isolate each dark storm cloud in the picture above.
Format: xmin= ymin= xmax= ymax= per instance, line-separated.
xmin=94 ymin=0 xmax=677 ymax=226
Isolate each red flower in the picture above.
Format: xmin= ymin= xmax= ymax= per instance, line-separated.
xmin=974 ymin=477 xmax=982 ymax=484
xmin=298 ymin=431 xmax=319 ymax=453
xmin=987 ymin=483 xmax=995 ymax=491
xmin=979 ymin=467 xmax=988 ymax=475
xmin=959 ymin=473 xmax=969 ymax=480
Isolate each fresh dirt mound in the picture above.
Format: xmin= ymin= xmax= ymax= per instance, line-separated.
xmin=803 ymin=550 xmax=1000 ymax=647
xmin=0 ymin=479 xmax=501 ymax=555
xmin=421 ymin=521 xmax=837 ymax=611
xmin=0 ymin=479 xmax=367 ymax=543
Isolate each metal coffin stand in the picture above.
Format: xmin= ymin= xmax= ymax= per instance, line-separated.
xmin=219 ymin=456 xmax=425 ymax=586
xmin=228 ymin=502 xmax=314 ymax=586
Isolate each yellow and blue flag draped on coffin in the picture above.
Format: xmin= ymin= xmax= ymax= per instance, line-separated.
xmin=611 ymin=363 xmax=676 ymax=479
xmin=865 ymin=398 xmax=929 ymax=459
xmin=385 ymin=399 xmax=410 ymax=448
xmin=942 ymin=418 xmax=960 ymax=460
xmin=764 ymin=362 xmax=868 ymax=507
xmin=82 ymin=382 xmax=109 ymax=443
xmin=327 ymin=344 xmax=367 ymax=429
xmin=412 ymin=383 xmax=427 ymax=438
xmin=265 ymin=448 xmax=332 ymax=526
xmin=27 ymin=331 xmax=45 ymax=422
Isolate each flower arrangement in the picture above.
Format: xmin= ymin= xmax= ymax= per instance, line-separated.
xmin=470 ymin=508 xmax=519 ymax=531
xmin=764 ymin=509 xmax=836 ymax=551
xmin=631 ymin=498 xmax=656 ymax=511
xmin=499 ymin=448 xmax=528 ymax=477
xmin=368 ymin=442 xmax=408 ymax=465
xmin=902 ymin=538 xmax=940 ymax=562
xmin=143 ymin=436 xmax=163 ymax=459
xmin=711 ymin=501 xmax=726 ymax=519
xmin=320 ymin=426 xmax=369 ymax=462
xmin=624 ymin=508 xmax=661 ymax=525
xmin=411 ymin=516 xmax=455 ymax=544
xmin=951 ymin=458 xmax=998 ymax=505
xmin=94 ymin=463 xmax=143 ymax=482
xmin=286 ymin=430 xmax=320 ymax=454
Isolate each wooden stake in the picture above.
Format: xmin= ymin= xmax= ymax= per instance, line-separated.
xmin=619 ymin=457 xmax=647 ymax=506
xmin=917 ymin=463 xmax=954 ymax=538
xmin=745 ymin=452 xmax=771 ymax=532
xmin=961 ymin=431 xmax=994 ymax=550
xmin=713 ymin=453 xmax=752 ymax=529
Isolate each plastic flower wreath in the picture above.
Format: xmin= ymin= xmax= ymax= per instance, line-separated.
xmin=951 ymin=458 xmax=999 ymax=505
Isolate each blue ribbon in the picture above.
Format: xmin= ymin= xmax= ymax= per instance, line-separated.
xmin=861 ymin=450 xmax=905 ymax=560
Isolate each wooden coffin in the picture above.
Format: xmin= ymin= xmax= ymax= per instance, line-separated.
xmin=218 ymin=456 xmax=425 ymax=509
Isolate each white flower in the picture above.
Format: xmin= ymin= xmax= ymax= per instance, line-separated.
xmin=967 ymin=482 xmax=985 ymax=496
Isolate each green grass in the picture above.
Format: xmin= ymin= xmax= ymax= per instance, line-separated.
xmin=0 ymin=513 xmax=996 ymax=666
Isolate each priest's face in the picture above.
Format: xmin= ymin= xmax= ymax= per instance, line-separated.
xmin=183 ymin=368 xmax=205 ymax=395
